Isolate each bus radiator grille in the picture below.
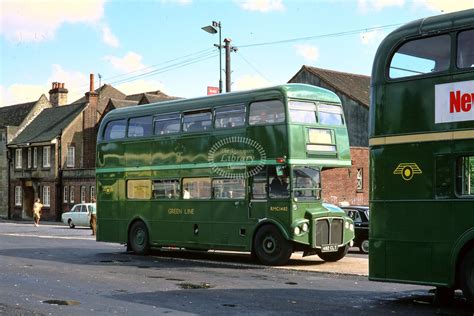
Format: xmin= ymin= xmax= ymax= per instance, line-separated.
xmin=314 ymin=218 xmax=344 ymax=246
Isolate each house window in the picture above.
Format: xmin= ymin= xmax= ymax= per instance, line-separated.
xmin=67 ymin=146 xmax=75 ymax=168
xmin=70 ymin=186 xmax=75 ymax=203
xmin=27 ymin=148 xmax=32 ymax=168
xmin=356 ymin=168 xmax=363 ymax=191
xmin=15 ymin=149 xmax=22 ymax=169
xmin=90 ymin=186 xmax=95 ymax=202
xmin=63 ymin=186 xmax=69 ymax=203
xmin=43 ymin=146 xmax=51 ymax=168
xmin=33 ymin=147 xmax=37 ymax=168
xmin=80 ymin=186 xmax=86 ymax=203
xmin=42 ymin=186 xmax=50 ymax=207
xmin=15 ymin=186 xmax=22 ymax=206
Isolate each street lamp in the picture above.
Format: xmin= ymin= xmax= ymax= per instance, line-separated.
xmin=202 ymin=21 xmax=222 ymax=94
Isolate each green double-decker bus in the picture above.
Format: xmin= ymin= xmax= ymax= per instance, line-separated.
xmin=96 ymin=84 xmax=354 ymax=265
xmin=369 ymin=10 xmax=474 ymax=301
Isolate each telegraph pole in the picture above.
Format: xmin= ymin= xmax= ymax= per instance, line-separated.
xmin=224 ymin=38 xmax=237 ymax=92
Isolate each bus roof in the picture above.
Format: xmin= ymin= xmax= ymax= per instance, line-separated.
xmin=372 ymin=9 xmax=474 ymax=84
xmin=102 ymin=83 xmax=340 ymax=121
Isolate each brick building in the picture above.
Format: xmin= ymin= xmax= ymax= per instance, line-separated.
xmin=6 ymin=76 xmax=177 ymax=221
xmin=289 ymin=66 xmax=370 ymax=206
xmin=0 ymin=95 xmax=51 ymax=219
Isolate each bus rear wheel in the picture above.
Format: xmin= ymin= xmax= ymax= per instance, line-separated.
xmin=318 ymin=244 xmax=349 ymax=262
xmin=128 ymin=221 xmax=150 ymax=255
xmin=253 ymin=225 xmax=293 ymax=266
xmin=460 ymin=248 xmax=474 ymax=305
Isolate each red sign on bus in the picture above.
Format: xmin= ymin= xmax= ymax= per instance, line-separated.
xmin=207 ymin=86 xmax=219 ymax=95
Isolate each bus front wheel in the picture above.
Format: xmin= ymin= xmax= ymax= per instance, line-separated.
xmin=460 ymin=248 xmax=474 ymax=305
xmin=253 ymin=225 xmax=293 ymax=266
xmin=128 ymin=221 xmax=150 ymax=255
xmin=318 ymin=244 xmax=349 ymax=262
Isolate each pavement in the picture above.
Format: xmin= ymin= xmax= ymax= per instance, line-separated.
xmin=0 ymin=218 xmax=369 ymax=277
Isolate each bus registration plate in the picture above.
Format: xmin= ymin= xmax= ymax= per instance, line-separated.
xmin=321 ymin=245 xmax=338 ymax=252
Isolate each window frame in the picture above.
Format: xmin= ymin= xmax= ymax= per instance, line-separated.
xmin=456 ymin=155 xmax=474 ymax=198
xmin=33 ymin=147 xmax=37 ymax=168
xmin=182 ymin=177 xmax=212 ymax=200
xmin=212 ymin=178 xmax=246 ymax=200
xmin=152 ymin=179 xmax=181 ymax=200
xmin=387 ymin=33 xmax=452 ymax=81
xmin=153 ymin=112 xmax=182 ymax=135
xmin=214 ymin=104 xmax=246 ymax=129
xmin=63 ymin=186 xmax=69 ymax=203
xmin=70 ymin=186 xmax=75 ymax=203
xmin=80 ymin=186 xmax=86 ymax=203
xmin=27 ymin=148 xmax=32 ymax=169
xmin=126 ymin=179 xmax=152 ymax=200
xmin=42 ymin=146 xmax=51 ymax=168
xmin=103 ymin=119 xmax=127 ymax=141
xmin=67 ymin=146 xmax=75 ymax=168
xmin=15 ymin=148 xmax=22 ymax=169
xmin=15 ymin=186 xmax=22 ymax=206
xmin=248 ymin=99 xmax=286 ymax=126
xmin=127 ymin=116 xmax=153 ymax=138
xmin=456 ymin=28 xmax=474 ymax=70
xmin=182 ymin=109 xmax=213 ymax=133
xmin=43 ymin=186 xmax=50 ymax=207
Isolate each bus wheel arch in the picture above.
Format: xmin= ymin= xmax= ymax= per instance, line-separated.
xmin=128 ymin=219 xmax=151 ymax=255
xmin=455 ymin=238 xmax=474 ymax=304
xmin=252 ymin=222 xmax=293 ymax=266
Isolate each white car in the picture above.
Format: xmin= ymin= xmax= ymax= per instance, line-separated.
xmin=61 ymin=203 xmax=96 ymax=228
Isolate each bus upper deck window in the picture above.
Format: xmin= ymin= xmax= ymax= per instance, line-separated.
xmin=456 ymin=156 xmax=474 ymax=196
xmin=289 ymin=101 xmax=317 ymax=124
xmin=318 ymin=104 xmax=344 ymax=126
xmin=389 ymin=35 xmax=451 ymax=79
xmin=183 ymin=110 xmax=212 ymax=132
xmin=103 ymin=119 xmax=127 ymax=141
xmin=249 ymin=100 xmax=285 ymax=125
xmin=154 ymin=113 xmax=181 ymax=135
xmin=215 ymin=105 xmax=246 ymax=128
xmin=128 ymin=116 xmax=153 ymax=138
xmin=457 ymin=29 xmax=474 ymax=69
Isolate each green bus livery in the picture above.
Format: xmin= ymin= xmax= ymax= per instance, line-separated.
xmin=369 ymin=9 xmax=474 ymax=301
xmin=96 ymin=83 xmax=354 ymax=265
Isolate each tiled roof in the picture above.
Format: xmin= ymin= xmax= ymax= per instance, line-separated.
xmin=294 ymin=66 xmax=370 ymax=107
xmin=73 ymin=84 xmax=126 ymax=114
xmin=108 ymin=98 xmax=139 ymax=109
xmin=0 ymin=100 xmax=37 ymax=128
xmin=126 ymin=90 xmax=176 ymax=103
xmin=10 ymin=103 xmax=86 ymax=145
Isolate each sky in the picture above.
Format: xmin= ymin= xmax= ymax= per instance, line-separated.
xmin=1 ymin=0 xmax=473 ymax=107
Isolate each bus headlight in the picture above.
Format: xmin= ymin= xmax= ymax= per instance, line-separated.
xmin=301 ymin=223 xmax=309 ymax=232
xmin=345 ymin=221 xmax=349 ymax=229
xmin=294 ymin=226 xmax=301 ymax=235
xmin=349 ymin=223 xmax=354 ymax=231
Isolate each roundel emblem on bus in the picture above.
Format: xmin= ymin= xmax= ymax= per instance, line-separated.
xmin=393 ymin=163 xmax=422 ymax=181
xmin=208 ymin=136 xmax=267 ymax=179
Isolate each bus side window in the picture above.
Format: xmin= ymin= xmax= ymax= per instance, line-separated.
xmin=182 ymin=178 xmax=211 ymax=199
xmin=215 ymin=105 xmax=246 ymax=129
xmin=251 ymin=168 xmax=267 ymax=199
xmin=457 ymin=29 xmax=474 ymax=69
xmin=103 ymin=119 xmax=127 ymax=141
xmin=249 ymin=100 xmax=285 ymax=125
xmin=183 ymin=110 xmax=212 ymax=132
xmin=128 ymin=116 xmax=153 ymax=138
xmin=153 ymin=179 xmax=180 ymax=199
xmin=268 ymin=166 xmax=289 ymax=199
xmin=389 ymin=34 xmax=451 ymax=79
xmin=154 ymin=113 xmax=181 ymax=135
xmin=212 ymin=178 xmax=245 ymax=199
xmin=456 ymin=156 xmax=474 ymax=196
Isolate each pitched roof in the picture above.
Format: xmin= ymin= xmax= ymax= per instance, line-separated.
xmin=0 ymin=100 xmax=37 ymax=128
xmin=73 ymin=84 xmax=126 ymax=113
xmin=292 ymin=66 xmax=370 ymax=107
xmin=108 ymin=98 xmax=139 ymax=109
xmin=126 ymin=90 xmax=177 ymax=104
xmin=9 ymin=103 xmax=86 ymax=145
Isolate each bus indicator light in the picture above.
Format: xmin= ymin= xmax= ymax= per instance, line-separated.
xmin=276 ymin=157 xmax=285 ymax=163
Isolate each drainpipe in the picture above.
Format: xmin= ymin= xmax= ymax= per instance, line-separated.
xmin=56 ymin=130 xmax=62 ymax=222
xmin=6 ymin=148 xmax=11 ymax=220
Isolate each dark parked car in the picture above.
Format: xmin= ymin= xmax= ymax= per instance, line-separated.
xmin=342 ymin=206 xmax=369 ymax=254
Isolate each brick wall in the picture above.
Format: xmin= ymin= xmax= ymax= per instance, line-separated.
xmin=322 ymin=147 xmax=369 ymax=206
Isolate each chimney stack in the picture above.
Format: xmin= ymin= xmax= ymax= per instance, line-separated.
xmin=49 ymin=82 xmax=68 ymax=107
xmin=83 ymin=73 xmax=99 ymax=168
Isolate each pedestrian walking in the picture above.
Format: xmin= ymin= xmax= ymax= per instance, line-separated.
xmin=90 ymin=197 xmax=97 ymax=236
xmin=33 ymin=198 xmax=43 ymax=227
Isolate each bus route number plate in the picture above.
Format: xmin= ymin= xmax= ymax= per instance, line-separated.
xmin=321 ymin=245 xmax=338 ymax=252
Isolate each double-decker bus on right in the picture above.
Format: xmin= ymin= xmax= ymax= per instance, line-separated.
xmin=369 ymin=9 xmax=474 ymax=303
